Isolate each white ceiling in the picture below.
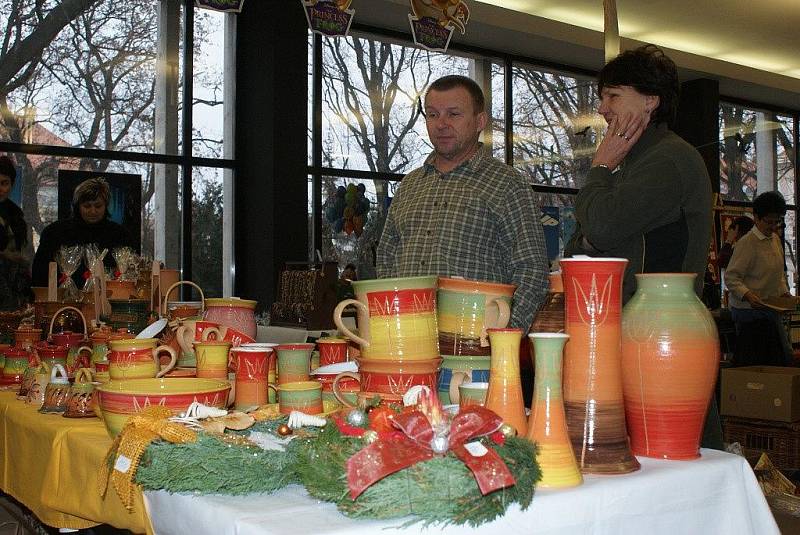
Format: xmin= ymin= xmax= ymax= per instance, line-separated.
xmin=476 ymin=0 xmax=800 ymax=80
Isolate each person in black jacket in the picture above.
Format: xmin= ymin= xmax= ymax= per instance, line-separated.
xmin=32 ymin=177 xmax=136 ymax=287
xmin=0 ymin=155 xmax=32 ymax=310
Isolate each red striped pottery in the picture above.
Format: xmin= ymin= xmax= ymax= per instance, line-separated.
xmin=333 ymin=276 xmax=439 ymax=361
xmin=108 ymin=338 xmax=177 ymax=380
xmin=219 ymin=326 xmax=255 ymax=348
xmin=204 ymin=297 xmax=258 ymax=340
xmin=317 ymin=337 xmax=349 ymax=366
xmin=621 ymin=273 xmax=719 ymax=460
xmin=274 ymin=344 xmax=314 ymax=384
xmin=332 ymin=357 xmax=442 ymax=408
xmin=230 ymin=345 xmax=272 ymax=410
xmin=561 ymin=257 xmax=639 ymax=474
xmin=274 ymin=380 xmax=323 ymax=415
xmin=95 ymin=378 xmax=231 ymax=437
xmin=33 ymin=343 xmax=69 ymax=373
xmin=1 ymin=346 xmax=30 ymax=385
xmin=193 ymin=341 xmax=232 ymax=379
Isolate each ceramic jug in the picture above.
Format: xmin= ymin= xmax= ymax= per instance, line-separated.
xmin=40 ymin=364 xmax=71 ymax=413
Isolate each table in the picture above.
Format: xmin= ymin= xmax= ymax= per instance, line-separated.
xmin=0 ymin=390 xmax=152 ymax=533
xmin=144 ymin=449 xmax=778 ymax=535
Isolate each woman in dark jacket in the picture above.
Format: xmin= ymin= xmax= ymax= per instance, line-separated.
xmin=32 ymin=177 xmax=135 ymax=287
xmin=0 ymin=155 xmax=32 ymax=310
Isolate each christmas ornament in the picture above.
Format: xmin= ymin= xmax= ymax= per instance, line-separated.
xmin=430 ymin=435 xmax=449 ymax=454
xmin=363 ymin=430 xmax=379 ymax=444
xmin=499 ymin=423 xmax=517 ymax=438
xmin=346 ymin=408 xmax=366 ymax=427
xmin=277 ymin=424 xmax=292 ymax=436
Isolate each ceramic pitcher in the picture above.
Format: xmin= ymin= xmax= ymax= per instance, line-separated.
xmin=437 ymin=277 xmax=514 ymax=352
xmin=333 ymin=276 xmax=439 ymax=361
xmin=108 ymin=338 xmax=177 ymax=380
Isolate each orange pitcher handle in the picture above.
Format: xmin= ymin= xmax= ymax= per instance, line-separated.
xmin=154 ymin=345 xmax=178 ymax=378
xmin=49 ymin=305 xmax=88 ymax=339
xmin=332 ymin=371 xmax=361 ymax=408
xmin=162 ymin=280 xmax=205 ymax=317
xmin=333 ymin=299 xmax=369 ymax=349
xmin=176 ymin=324 xmax=194 ymax=356
xmin=481 ymin=298 xmax=511 ymax=347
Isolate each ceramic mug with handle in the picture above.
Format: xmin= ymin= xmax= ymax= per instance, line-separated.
xmin=108 ymin=338 xmax=177 ymax=380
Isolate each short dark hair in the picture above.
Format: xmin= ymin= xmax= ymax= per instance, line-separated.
xmin=0 ymin=155 xmax=16 ymax=183
xmin=732 ymin=216 xmax=754 ymax=235
xmin=426 ymin=75 xmax=485 ymax=114
xmin=753 ymin=191 xmax=787 ymax=218
xmin=72 ymin=177 xmax=111 ymax=218
xmin=598 ymin=44 xmax=679 ymax=126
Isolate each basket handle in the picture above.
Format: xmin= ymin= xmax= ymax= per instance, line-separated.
xmin=48 ymin=306 xmax=88 ymax=339
xmin=162 ymin=280 xmax=205 ymax=317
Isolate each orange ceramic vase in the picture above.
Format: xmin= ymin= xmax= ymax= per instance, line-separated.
xmin=621 ymin=273 xmax=720 ymax=459
xmin=526 ymin=333 xmax=582 ymax=488
xmin=485 ymin=328 xmax=527 ymax=436
xmin=560 ymin=257 xmax=639 ymax=474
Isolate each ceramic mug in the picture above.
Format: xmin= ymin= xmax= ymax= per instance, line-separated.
xmin=177 ymin=319 xmax=223 ymax=367
xmin=2 ymin=346 xmax=31 ymax=386
xmin=455 ymin=381 xmax=489 ymax=408
xmin=64 ymin=368 xmax=97 ymax=418
xmin=231 ymin=345 xmax=272 ymax=410
xmin=24 ymin=363 xmax=52 ymax=407
xmin=437 ymin=354 xmax=491 ymax=405
xmin=219 ymin=325 xmax=256 ymax=348
xmin=437 ymin=277 xmax=515 ymax=356
xmin=194 ymin=341 xmax=232 ymax=379
xmin=108 ymin=338 xmax=177 ymax=380
xmin=312 ymin=362 xmax=359 ymax=407
xmin=239 ymin=343 xmax=279 ymax=402
xmin=332 ymin=357 xmax=442 ymax=408
xmin=333 ymin=276 xmax=439 ymax=361
xmin=271 ymin=380 xmax=323 ymax=415
xmin=274 ymin=344 xmax=314 ymax=384
xmin=317 ymin=337 xmax=348 ymax=366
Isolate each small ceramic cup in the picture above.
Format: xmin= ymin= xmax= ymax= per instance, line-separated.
xmin=274 ymin=344 xmax=314 ymax=384
xmin=194 ymin=341 xmax=232 ymax=380
xmin=455 ymin=381 xmax=489 ymax=408
xmin=108 ymin=338 xmax=177 ymax=380
xmin=272 ymin=380 xmax=323 ymax=415
xmin=40 ymin=364 xmax=71 ymax=414
xmin=64 ymin=368 xmax=97 ymax=418
xmin=317 ymin=337 xmax=349 ymax=366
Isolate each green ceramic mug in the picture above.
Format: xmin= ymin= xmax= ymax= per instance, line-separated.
xmin=456 ymin=381 xmax=489 ymax=408
xmin=274 ymin=344 xmax=314 ymax=384
xmin=271 ymin=380 xmax=323 ymax=415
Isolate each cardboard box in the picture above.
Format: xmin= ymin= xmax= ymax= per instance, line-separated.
xmin=721 ymin=366 xmax=800 ymax=422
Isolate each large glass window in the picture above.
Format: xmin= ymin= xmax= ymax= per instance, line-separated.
xmin=0 ymin=1 xmax=234 ymax=292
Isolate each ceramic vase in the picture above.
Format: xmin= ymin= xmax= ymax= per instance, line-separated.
xmin=526 ymin=333 xmax=582 ymax=488
xmin=484 ymin=328 xmax=528 ymax=436
xmin=621 ymin=273 xmax=720 ymax=459
xmin=560 ymin=257 xmax=639 ymax=474
xmin=530 ymin=272 xmax=565 ymax=334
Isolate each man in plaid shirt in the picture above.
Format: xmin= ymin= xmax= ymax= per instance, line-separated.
xmin=377 ymin=75 xmax=548 ymax=331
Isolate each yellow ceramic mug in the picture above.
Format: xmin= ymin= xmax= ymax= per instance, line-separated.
xmin=333 ymin=276 xmax=439 ymax=361
xmin=193 ymin=340 xmax=232 ymax=379
xmin=108 ymin=338 xmax=177 ymax=380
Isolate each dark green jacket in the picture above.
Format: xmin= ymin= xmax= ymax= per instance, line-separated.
xmin=565 ymin=123 xmax=712 ymax=303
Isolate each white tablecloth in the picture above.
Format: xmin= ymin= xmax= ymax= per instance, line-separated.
xmin=143 ymin=449 xmax=778 ymax=535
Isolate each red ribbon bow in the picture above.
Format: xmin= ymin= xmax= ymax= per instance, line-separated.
xmin=346 ymin=405 xmax=516 ymax=499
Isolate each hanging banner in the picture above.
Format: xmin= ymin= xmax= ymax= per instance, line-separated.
xmin=195 ymin=0 xmax=244 ymax=12
xmin=408 ymin=0 xmax=470 ymax=52
xmin=302 ymin=0 xmax=355 ymax=38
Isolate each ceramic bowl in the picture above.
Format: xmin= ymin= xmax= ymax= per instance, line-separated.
xmin=95 ymin=378 xmax=230 ymax=437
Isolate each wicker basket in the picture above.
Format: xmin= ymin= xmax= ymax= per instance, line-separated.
xmin=723 ymin=416 xmax=800 ymax=470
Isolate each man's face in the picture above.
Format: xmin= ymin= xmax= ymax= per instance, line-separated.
xmin=755 ymin=213 xmax=783 ymax=238
xmin=0 ymin=174 xmax=12 ymax=202
xmin=597 ymin=85 xmax=658 ymax=127
xmin=79 ymin=198 xmax=106 ymax=224
xmin=424 ymin=86 xmax=486 ymax=162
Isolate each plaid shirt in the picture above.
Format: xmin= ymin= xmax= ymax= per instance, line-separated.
xmin=376 ymin=144 xmax=549 ymax=331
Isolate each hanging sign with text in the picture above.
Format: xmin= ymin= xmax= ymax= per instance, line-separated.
xmin=408 ymin=0 xmax=470 ymax=52
xmin=195 ymin=0 xmax=244 ymax=13
xmin=302 ymin=0 xmax=355 ymax=38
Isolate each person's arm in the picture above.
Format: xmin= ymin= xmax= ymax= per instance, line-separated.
xmin=499 ymin=180 xmax=549 ymax=332
xmin=375 ymin=187 xmax=403 ymax=278
xmin=575 ymin=157 xmax=682 ymax=253
xmin=724 ymin=237 xmax=764 ymax=308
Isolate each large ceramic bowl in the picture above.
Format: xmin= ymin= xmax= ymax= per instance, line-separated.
xmin=95 ymin=378 xmax=230 ymax=437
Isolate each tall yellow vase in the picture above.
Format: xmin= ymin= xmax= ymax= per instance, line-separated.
xmin=485 ymin=328 xmax=528 ymax=436
xmin=526 ymin=333 xmax=582 ymax=488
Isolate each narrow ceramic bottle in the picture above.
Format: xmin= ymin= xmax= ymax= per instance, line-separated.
xmin=526 ymin=333 xmax=582 ymax=488
xmin=485 ymin=328 xmax=528 ymax=436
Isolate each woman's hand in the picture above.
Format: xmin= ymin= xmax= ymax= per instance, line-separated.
xmin=591 ymin=113 xmax=647 ymax=171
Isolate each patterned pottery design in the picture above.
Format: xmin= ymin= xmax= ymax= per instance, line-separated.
xmin=621 ymin=273 xmax=720 ymax=460
xmin=437 ymin=277 xmax=515 ymax=357
xmin=334 ymin=276 xmax=439 ymax=361
xmin=276 ymin=380 xmax=323 ymax=415
xmin=108 ymin=338 xmax=177 ymax=380
xmin=275 ymin=344 xmax=314 ymax=384
xmin=194 ymin=341 xmax=232 ymax=379
xmin=176 ymin=319 xmax=222 ymax=368
xmin=64 ymin=368 xmax=97 ymax=418
xmin=231 ymin=346 xmax=272 ymax=410
xmin=317 ymin=338 xmax=348 ymax=366
xmin=204 ymin=297 xmax=258 ymax=340
xmin=40 ymin=364 xmax=70 ymax=414
xmin=457 ymin=381 xmax=488 ymax=407
xmin=2 ymin=347 xmax=31 ymax=386
xmin=33 ymin=344 xmax=69 ymax=374
xmin=332 ymin=357 xmax=442 ymax=408
xmin=95 ymin=378 xmax=231 ymax=437
xmin=437 ymin=355 xmax=490 ymax=404
xmin=526 ymin=333 xmax=582 ymax=488
xmin=561 ymin=258 xmax=640 ymax=475
xmin=484 ymin=329 xmax=528 ymax=436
